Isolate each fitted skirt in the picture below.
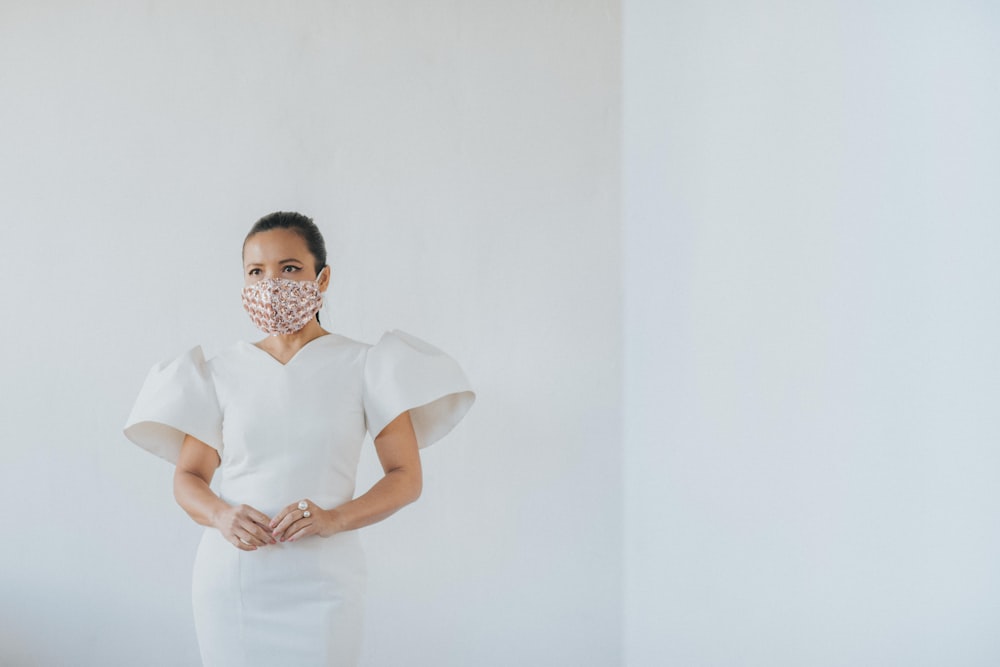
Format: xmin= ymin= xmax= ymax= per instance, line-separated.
xmin=191 ymin=528 xmax=367 ymax=667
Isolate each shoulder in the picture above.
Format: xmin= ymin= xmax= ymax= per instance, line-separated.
xmin=155 ymin=341 xmax=255 ymax=380
xmin=318 ymin=332 xmax=371 ymax=365
xmin=205 ymin=340 xmax=248 ymax=366
xmin=326 ymin=331 xmax=371 ymax=351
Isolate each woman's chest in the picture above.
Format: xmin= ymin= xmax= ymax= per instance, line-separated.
xmin=211 ymin=346 xmax=368 ymax=467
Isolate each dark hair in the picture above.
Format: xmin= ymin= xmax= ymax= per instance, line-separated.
xmin=244 ymin=211 xmax=328 ymax=323
xmin=244 ymin=211 xmax=327 ymax=273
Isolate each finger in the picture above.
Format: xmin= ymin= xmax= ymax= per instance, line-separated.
xmin=273 ymin=499 xmax=311 ymax=527
xmin=236 ymin=506 xmax=271 ymax=534
xmin=276 ymin=509 xmax=314 ymax=540
xmin=239 ymin=513 xmax=275 ymax=539
xmin=245 ymin=506 xmax=273 ymax=528
xmin=237 ymin=506 xmax=275 ymax=541
xmin=272 ymin=511 xmax=304 ymax=539
xmin=228 ymin=535 xmax=256 ymax=551
xmin=233 ymin=519 xmax=268 ymax=547
xmin=234 ymin=526 xmax=268 ymax=548
xmin=287 ymin=523 xmax=315 ymax=542
xmin=269 ymin=504 xmax=294 ymax=530
xmin=241 ymin=520 xmax=276 ymax=544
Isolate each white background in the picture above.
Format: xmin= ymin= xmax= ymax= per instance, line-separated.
xmin=2 ymin=1 xmax=999 ymax=666
xmin=624 ymin=1 xmax=1000 ymax=666
xmin=0 ymin=2 xmax=619 ymax=666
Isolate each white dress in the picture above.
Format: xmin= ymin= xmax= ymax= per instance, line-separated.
xmin=123 ymin=330 xmax=475 ymax=666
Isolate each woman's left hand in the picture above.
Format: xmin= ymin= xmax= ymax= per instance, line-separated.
xmin=270 ymin=498 xmax=341 ymax=542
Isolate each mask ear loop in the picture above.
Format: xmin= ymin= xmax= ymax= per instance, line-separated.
xmin=317 ymin=266 xmax=331 ymax=328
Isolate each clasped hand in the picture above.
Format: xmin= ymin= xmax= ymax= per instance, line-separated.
xmin=213 ymin=498 xmax=338 ymax=551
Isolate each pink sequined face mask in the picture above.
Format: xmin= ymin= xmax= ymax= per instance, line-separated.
xmin=241 ymin=276 xmax=324 ymax=336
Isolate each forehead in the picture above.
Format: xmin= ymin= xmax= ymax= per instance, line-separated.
xmin=242 ymin=228 xmax=312 ymax=264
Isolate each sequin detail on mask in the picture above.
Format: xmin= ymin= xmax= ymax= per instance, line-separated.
xmin=241 ymin=277 xmax=323 ymax=335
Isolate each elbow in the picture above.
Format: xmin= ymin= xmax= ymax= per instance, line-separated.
xmin=172 ymin=468 xmax=196 ymax=510
xmin=173 ymin=467 xmax=208 ymax=507
xmin=392 ymin=467 xmax=422 ymax=505
xmin=172 ymin=468 xmax=185 ymax=504
xmin=402 ymin=469 xmax=422 ymax=505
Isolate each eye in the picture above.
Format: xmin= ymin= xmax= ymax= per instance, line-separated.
xmin=248 ymin=268 xmax=261 ymax=276
xmin=283 ymin=265 xmax=301 ymax=273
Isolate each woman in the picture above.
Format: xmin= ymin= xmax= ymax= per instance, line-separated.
xmin=123 ymin=212 xmax=475 ymax=666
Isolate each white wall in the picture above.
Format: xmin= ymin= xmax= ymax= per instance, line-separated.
xmin=0 ymin=2 xmax=620 ymax=665
xmin=624 ymin=1 xmax=1000 ymax=666
xmin=11 ymin=2 xmax=990 ymax=665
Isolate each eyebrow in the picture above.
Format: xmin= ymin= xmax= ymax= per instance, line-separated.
xmin=245 ymin=258 xmax=305 ymax=267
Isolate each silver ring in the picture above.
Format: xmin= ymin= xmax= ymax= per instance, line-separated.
xmin=298 ymin=501 xmax=308 ymax=510
xmin=303 ymin=510 xmax=311 ymax=518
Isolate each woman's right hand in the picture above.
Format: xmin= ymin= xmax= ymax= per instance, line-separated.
xmin=212 ymin=504 xmax=276 ymax=550
xmin=174 ymin=434 xmax=276 ymax=550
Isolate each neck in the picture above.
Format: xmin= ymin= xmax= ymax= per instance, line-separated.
xmin=259 ymin=320 xmax=329 ymax=351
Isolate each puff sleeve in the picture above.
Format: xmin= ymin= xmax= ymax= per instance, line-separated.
xmin=122 ymin=346 xmax=224 ymax=464
xmin=363 ymin=330 xmax=475 ymax=448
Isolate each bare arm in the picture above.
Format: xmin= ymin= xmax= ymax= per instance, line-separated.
xmin=174 ymin=434 xmax=276 ymax=550
xmin=271 ymin=410 xmax=423 ymax=541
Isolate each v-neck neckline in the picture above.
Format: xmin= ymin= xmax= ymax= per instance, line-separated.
xmin=242 ymin=333 xmax=333 ymax=367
